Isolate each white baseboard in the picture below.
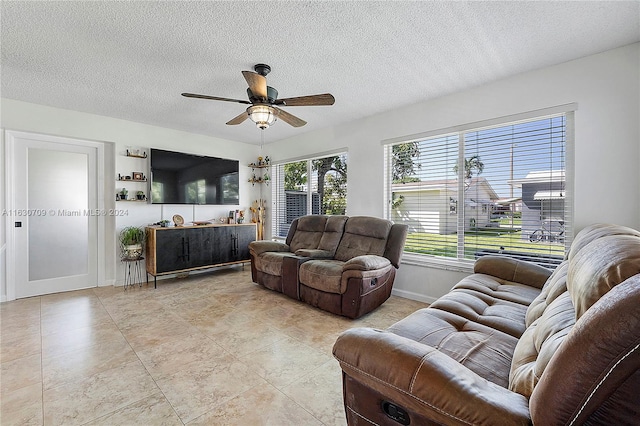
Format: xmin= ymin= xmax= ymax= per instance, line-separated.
xmin=100 ymin=279 xmax=116 ymax=287
xmin=391 ymin=288 xmax=437 ymax=305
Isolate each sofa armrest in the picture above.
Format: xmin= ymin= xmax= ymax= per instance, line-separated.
xmin=474 ymin=255 xmax=552 ymax=289
xmin=294 ymin=248 xmax=334 ymax=259
xmin=333 ymin=328 xmax=531 ymax=425
xmin=248 ymin=241 xmax=290 ymax=256
xmin=342 ymin=255 xmax=391 ymax=271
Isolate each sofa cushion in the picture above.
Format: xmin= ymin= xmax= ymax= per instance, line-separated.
xmin=334 ymin=216 xmax=391 ymax=262
xmin=299 ymin=259 xmax=345 ymax=294
xmin=294 ymin=249 xmax=334 ymax=258
xmin=567 ymin=223 xmax=640 ymax=261
xmin=317 ymin=215 xmax=348 ymax=254
xmin=289 ymin=215 xmax=328 ymax=252
xmin=568 ymin=234 xmax=640 ymax=319
xmin=508 ymin=291 xmax=575 ymax=397
xmin=388 ymin=308 xmax=518 ymax=388
xmin=256 ymin=252 xmax=296 ymax=276
xmin=453 ymin=273 xmax=542 ymax=307
xmin=249 ymin=240 xmax=289 ymax=256
xmin=430 ymin=289 xmax=530 ymax=338
xmin=343 ymin=255 xmax=390 ymax=271
xmin=525 ymin=261 xmax=569 ymax=326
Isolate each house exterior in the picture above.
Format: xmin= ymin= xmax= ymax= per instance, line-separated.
xmin=508 ymin=170 xmax=566 ymax=240
xmin=391 ymin=177 xmax=499 ymax=234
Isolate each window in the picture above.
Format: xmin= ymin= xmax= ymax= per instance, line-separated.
xmin=385 ymin=108 xmax=574 ymax=269
xmin=272 ymin=153 xmax=348 ymax=238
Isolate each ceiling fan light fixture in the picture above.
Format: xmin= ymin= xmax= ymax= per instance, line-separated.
xmin=247 ymin=104 xmax=278 ymax=129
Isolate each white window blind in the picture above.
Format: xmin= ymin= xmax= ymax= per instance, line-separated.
xmin=272 ymin=153 xmax=348 ymax=238
xmin=387 ymin=111 xmax=573 ymax=268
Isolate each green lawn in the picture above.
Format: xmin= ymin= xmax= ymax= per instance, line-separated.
xmin=404 ymin=228 xmax=565 ymax=260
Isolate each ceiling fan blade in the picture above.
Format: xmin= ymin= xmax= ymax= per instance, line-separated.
xmin=242 ymin=71 xmax=268 ymax=100
xmin=226 ymin=111 xmax=249 ymax=125
xmin=275 ymin=93 xmax=335 ymax=106
xmin=182 ymin=93 xmax=251 ymax=104
xmin=273 ymin=107 xmax=307 ymax=127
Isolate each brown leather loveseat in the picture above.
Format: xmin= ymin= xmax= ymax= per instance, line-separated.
xmin=333 ymin=223 xmax=640 ymax=425
xmin=249 ymin=215 xmax=408 ymax=318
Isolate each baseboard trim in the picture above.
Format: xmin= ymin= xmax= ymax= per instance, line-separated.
xmin=391 ymin=288 xmax=437 ymax=304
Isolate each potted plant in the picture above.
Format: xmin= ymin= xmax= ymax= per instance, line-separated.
xmin=120 ymin=188 xmax=128 ymax=200
xmin=136 ymin=191 xmax=145 ymax=200
xmin=119 ymin=226 xmax=145 ymax=259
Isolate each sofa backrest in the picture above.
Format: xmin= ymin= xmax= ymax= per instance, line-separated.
xmin=334 ymin=216 xmax=392 ymax=262
xmin=566 ymin=223 xmax=640 ymax=260
xmin=509 ymin=230 xmax=640 ymax=401
xmin=286 ymin=215 xmax=328 ymax=252
xmin=529 ymin=273 xmax=640 ymax=425
xmin=317 ymin=215 xmax=348 ymax=255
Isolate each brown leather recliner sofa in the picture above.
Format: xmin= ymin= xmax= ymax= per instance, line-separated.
xmin=333 ymin=223 xmax=640 ymax=425
xmin=249 ymin=215 xmax=408 ymax=318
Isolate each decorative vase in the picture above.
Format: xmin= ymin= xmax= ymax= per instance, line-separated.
xmin=123 ymin=244 xmax=142 ymax=259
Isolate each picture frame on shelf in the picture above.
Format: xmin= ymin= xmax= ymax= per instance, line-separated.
xmin=132 ymin=172 xmax=144 ymax=180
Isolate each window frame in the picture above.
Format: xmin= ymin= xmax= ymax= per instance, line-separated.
xmin=271 ymin=149 xmax=348 ymax=240
xmin=383 ymin=104 xmax=576 ymax=271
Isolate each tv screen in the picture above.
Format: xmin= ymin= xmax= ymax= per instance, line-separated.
xmin=150 ymin=149 xmax=239 ymax=205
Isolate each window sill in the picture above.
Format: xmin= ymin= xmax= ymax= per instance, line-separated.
xmin=400 ymin=252 xmax=474 ymax=273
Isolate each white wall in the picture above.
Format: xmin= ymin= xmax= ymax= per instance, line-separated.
xmin=266 ymin=43 xmax=640 ymax=302
xmin=1 ymin=101 xmax=261 ymax=297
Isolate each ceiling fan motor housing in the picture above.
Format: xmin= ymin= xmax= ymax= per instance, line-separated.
xmin=247 ymin=86 xmax=279 ymax=104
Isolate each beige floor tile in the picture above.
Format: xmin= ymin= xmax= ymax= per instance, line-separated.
xmin=187 ymin=307 xmax=254 ymax=334
xmin=120 ymin=313 xmax=200 ymax=350
xmin=43 ymin=360 xmax=158 ymax=426
xmin=136 ymin=332 xmax=227 ymax=380
xmin=282 ymin=360 xmax=347 ymax=426
xmin=40 ymin=304 xmax=113 ymax=336
xmin=1 ymin=352 xmax=42 ymax=393
xmin=0 ymin=296 xmax=41 ymax=322
xmin=187 ymin=383 xmax=324 ymax=426
xmin=155 ymin=353 xmax=267 ymax=424
xmin=83 ymin=392 xmax=182 ymax=426
xmin=41 ymin=321 xmax=124 ymax=359
xmin=1 ymin=315 xmax=41 ymax=342
xmin=40 ymin=289 xmax=103 ymax=319
xmin=0 ymin=382 xmax=43 ymax=426
xmin=205 ymin=317 xmax=290 ymax=357
xmin=42 ymin=335 xmax=136 ymax=390
xmin=0 ymin=328 xmax=41 ymax=363
xmin=239 ymin=337 xmax=333 ymax=389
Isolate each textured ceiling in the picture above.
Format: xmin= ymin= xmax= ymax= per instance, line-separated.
xmin=2 ymin=1 xmax=639 ymax=145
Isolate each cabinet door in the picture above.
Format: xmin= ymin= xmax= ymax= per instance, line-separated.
xmin=235 ymin=225 xmax=256 ymax=261
xmin=155 ymin=229 xmax=188 ymax=273
xmin=212 ymin=227 xmax=233 ymax=264
xmin=182 ymin=228 xmax=209 ymax=269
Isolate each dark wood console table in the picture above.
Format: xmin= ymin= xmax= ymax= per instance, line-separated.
xmin=145 ymin=223 xmax=256 ymax=288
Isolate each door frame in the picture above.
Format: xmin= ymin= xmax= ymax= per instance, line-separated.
xmin=5 ymin=130 xmax=109 ymax=301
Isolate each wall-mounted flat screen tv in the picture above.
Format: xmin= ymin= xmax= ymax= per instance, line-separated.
xmin=150 ymin=149 xmax=239 ymax=205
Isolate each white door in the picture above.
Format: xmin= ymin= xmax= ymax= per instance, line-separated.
xmin=11 ymin=133 xmax=98 ymax=298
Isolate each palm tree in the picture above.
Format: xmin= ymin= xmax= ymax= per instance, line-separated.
xmin=453 ymin=155 xmax=484 ymax=189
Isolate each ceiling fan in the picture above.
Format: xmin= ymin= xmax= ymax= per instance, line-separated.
xmin=182 ymin=64 xmax=335 ymax=130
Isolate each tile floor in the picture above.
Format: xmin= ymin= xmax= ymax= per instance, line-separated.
xmin=0 ymin=267 xmax=427 ymax=425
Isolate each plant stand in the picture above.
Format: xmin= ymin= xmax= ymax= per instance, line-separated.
xmin=122 ymin=256 xmax=144 ymax=290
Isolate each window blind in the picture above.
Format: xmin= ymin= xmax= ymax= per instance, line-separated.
xmin=387 ymin=113 xmax=572 ymax=268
